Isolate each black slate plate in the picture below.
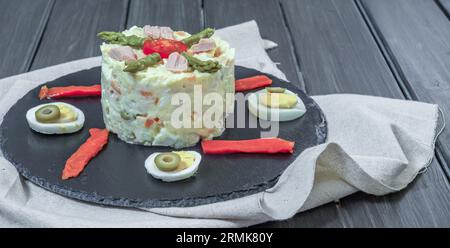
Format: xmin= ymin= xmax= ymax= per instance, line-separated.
xmin=0 ymin=66 xmax=327 ymax=208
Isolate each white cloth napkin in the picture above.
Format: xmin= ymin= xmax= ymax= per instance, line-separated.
xmin=0 ymin=21 xmax=442 ymax=227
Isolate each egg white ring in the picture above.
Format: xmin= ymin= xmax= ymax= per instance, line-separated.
xmin=248 ymin=89 xmax=307 ymax=122
xmin=144 ymin=151 xmax=201 ymax=182
xmin=26 ymin=102 xmax=85 ymax=134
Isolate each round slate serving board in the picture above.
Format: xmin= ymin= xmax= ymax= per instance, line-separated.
xmin=0 ymin=66 xmax=327 ymax=208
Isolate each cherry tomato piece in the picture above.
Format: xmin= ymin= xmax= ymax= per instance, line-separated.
xmin=142 ymin=38 xmax=188 ymax=59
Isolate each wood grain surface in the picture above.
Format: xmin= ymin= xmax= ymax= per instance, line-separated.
xmin=127 ymin=0 xmax=202 ymax=33
xmin=30 ymin=0 xmax=128 ymax=70
xmin=204 ymin=0 xmax=303 ymax=87
xmin=0 ymin=0 xmax=54 ymax=78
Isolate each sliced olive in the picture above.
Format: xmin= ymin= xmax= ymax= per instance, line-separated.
xmin=35 ymin=105 xmax=60 ymax=123
xmin=128 ymin=132 xmax=136 ymax=140
xmin=266 ymin=87 xmax=286 ymax=93
xmin=120 ymin=110 xmax=135 ymax=120
xmin=155 ymin=152 xmax=181 ymax=172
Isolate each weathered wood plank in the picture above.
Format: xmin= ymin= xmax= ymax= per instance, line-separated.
xmin=361 ymin=0 xmax=450 ymax=176
xmin=30 ymin=0 xmax=128 ymax=70
xmin=0 ymin=0 xmax=54 ymax=78
xmin=127 ymin=0 xmax=202 ymax=34
xmin=256 ymin=202 xmax=346 ymax=228
xmin=281 ymin=0 xmax=402 ymax=97
xmin=281 ymin=0 xmax=450 ymax=227
xmin=203 ymin=0 xmax=303 ymax=87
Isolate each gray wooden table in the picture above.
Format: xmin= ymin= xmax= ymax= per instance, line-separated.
xmin=1 ymin=0 xmax=450 ymax=227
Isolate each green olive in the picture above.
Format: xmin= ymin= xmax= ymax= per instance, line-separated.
xmin=35 ymin=105 xmax=60 ymax=123
xmin=266 ymin=87 xmax=286 ymax=93
xmin=155 ymin=152 xmax=181 ymax=171
xmin=120 ymin=110 xmax=135 ymax=120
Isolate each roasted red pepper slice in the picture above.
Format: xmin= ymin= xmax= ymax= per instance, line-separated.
xmin=235 ymin=75 xmax=272 ymax=92
xmin=201 ymin=138 xmax=294 ymax=154
xmin=145 ymin=118 xmax=155 ymax=128
xmin=38 ymin=84 xmax=101 ymax=100
xmin=142 ymin=38 xmax=188 ymax=59
xmin=62 ymin=128 xmax=109 ymax=180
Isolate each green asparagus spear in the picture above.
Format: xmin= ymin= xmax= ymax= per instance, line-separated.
xmin=123 ymin=53 xmax=161 ymax=73
xmin=182 ymin=28 xmax=215 ymax=47
xmin=181 ymin=52 xmax=221 ymax=73
xmin=97 ymin=31 xmax=145 ymax=48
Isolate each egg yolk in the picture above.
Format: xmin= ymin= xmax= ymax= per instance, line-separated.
xmin=56 ymin=104 xmax=78 ymax=123
xmin=259 ymin=93 xmax=298 ymax=109
xmin=173 ymin=151 xmax=196 ymax=171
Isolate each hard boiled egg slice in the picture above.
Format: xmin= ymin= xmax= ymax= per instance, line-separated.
xmin=26 ymin=102 xmax=85 ymax=134
xmin=144 ymin=151 xmax=201 ymax=182
xmin=248 ymin=88 xmax=306 ymax=122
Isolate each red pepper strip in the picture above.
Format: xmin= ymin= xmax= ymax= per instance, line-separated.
xmin=38 ymin=84 xmax=101 ymax=100
xmin=201 ymin=138 xmax=294 ymax=154
xmin=235 ymin=75 xmax=272 ymax=92
xmin=145 ymin=118 xmax=155 ymax=128
xmin=62 ymin=128 xmax=109 ymax=180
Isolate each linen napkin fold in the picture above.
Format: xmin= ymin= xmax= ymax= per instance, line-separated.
xmin=0 ymin=21 xmax=442 ymax=227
